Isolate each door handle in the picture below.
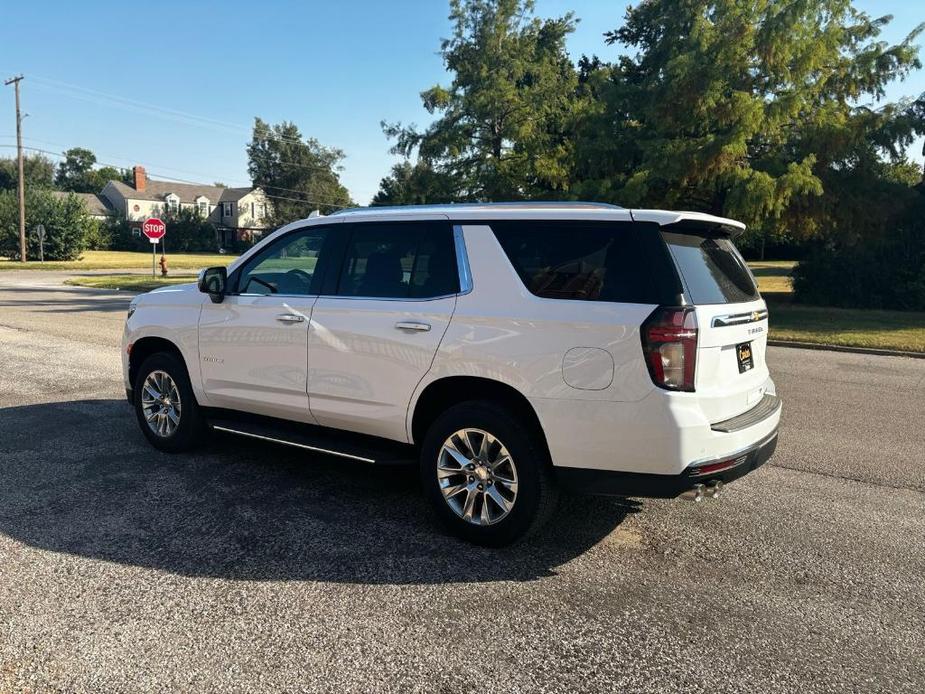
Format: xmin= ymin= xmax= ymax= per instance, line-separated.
xmin=395 ymin=321 xmax=431 ymax=332
xmin=276 ymin=314 xmax=304 ymax=323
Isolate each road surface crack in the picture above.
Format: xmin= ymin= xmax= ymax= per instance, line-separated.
xmin=770 ymin=462 xmax=924 ymax=495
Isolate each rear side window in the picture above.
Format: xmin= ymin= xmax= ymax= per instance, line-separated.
xmin=661 ymin=229 xmax=758 ymax=304
xmin=490 ymin=221 xmax=680 ymax=305
xmin=336 ymin=222 xmax=459 ymax=299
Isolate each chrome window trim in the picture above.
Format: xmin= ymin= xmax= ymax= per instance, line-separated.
xmin=231 ymin=292 xmax=457 ymax=303
xmin=453 ymin=224 xmax=473 ymax=296
xmin=711 ymin=309 xmax=769 ymax=328
xmin=230 ymin=220 xmax=468 ymax=302
xmin=315 ymin=293 xmax=459 ymax=303
xmin=234 ymin=293 xmax=319 ymax=299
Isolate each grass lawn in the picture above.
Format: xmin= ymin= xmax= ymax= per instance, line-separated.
xmin=749 ymin=260 xmax=795 ymax=297
xmin=766 ymin=304 xmax=925 ymax=353
xmin=0 ymin=250 xmax=236 ymax=271
xmin=64 ymin=275 xmax=196 ymax=292
xmin=744 ymin=260 xmax=925 ymax=352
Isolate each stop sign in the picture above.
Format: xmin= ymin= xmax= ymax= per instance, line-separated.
xmin=142 ymin=217 xmax=166 ymax=241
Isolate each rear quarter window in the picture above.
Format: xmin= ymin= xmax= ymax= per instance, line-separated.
xmin=489 ymin=221 xmax=681 ymax=305
xmin=660 ymin=228 xmax=758 ymax=305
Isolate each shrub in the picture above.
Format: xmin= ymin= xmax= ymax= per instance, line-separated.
xmin=106 ymin=218 xmax=148 ymax=251
xmin=82 ymin=218 xmax=112 ymax=250
xmin=105 ymin=208 xmax=219 ymax=253
xmin=162 ymin=208 xmax=219 ymax=253
xmin=0 ymin=189 xmax=91 ymax=260
xmin=793 ymin=208 xmax=925 ymax=311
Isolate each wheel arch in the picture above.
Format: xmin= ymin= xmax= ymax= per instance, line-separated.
xmin=410 ymin=376 xmax=549 ymax=455
xmin=128 ymin=336 xmax=189 ymax=389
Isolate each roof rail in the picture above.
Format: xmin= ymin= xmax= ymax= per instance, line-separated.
xmin=330 ymin=201 xmax=624 ymax=215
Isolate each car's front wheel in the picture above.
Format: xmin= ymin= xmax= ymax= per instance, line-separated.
xmin=133 ymin=352 xmax=204 ymax=453
xmin=420 ymin=400 xmax=558 ymax=546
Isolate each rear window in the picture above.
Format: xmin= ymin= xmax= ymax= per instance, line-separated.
xmin=661 ymin=230 xmax=758 ymax=305
xmin=490 ymin=221 xmax=681 ymax=305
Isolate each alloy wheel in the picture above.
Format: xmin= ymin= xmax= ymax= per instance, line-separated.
xmin=140 ymin=370 xmax=182 ymax=438
xmin=437 ymin=428 xmax=519 ymax=526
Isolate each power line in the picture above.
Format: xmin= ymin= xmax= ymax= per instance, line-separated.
xmin=28 ymin=75 xmax=343 ymax=156
xmin=0 ymin=144 xmax=349 ymax=209
xmin=1 ymin=134 xmax=356 ymax=201
xmin=0 ymin=71 xmax=366 ymax=184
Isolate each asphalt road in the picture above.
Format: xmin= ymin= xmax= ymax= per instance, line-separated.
xmin=1 ymin=270 xmax=923 ymax=693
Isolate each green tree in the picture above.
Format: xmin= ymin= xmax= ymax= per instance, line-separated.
xmin=0 ymin=154 xmax=55 ymax=192
xmin=574 ymin=1 xmax=925 ymax=255
xmin=372 ymin=160 xmax=463 ymax=205
xmin=0 ymin=188 xmax=91 ymax=260
xmin=383 ymin=0 xmax=584 ymax=201
xmin=55 ymin=147 xmax=131 ymax=192
xmin=55 ymin=147 xmax=97 ymax=191
xmin=247 ymin=118 xmax=353 ymax=222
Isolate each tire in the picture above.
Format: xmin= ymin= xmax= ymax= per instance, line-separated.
xmin=133 ymin=351 xmax=205 ymax=453
xmin=420 ymin=400 xmax=558 ymax=547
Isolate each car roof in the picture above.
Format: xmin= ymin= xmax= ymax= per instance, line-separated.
xmin=228 ymin=203 xmax=746 ymax=275
xmin=324 ymin=202 xmax=745 ymax=232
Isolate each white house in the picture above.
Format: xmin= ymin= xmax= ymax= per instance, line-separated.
xmin=100 ymin=166 xmax=271 ymax=246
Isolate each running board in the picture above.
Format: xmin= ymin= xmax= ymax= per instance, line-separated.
xmin=207 ymin=413 xmax=416 ymax=465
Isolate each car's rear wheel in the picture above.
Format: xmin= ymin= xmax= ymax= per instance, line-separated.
xmin=420 ymin=400 xmax=557 ymax=546
xmin=133 ymin=352 xmax=204 ymax=453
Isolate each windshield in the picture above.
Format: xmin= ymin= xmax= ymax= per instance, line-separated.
xmin=661 ymin=230 xmax=758 ymax=305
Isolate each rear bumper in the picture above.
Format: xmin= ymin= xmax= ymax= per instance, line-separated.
xmin=531 ymin=377 xmax=781 ymax=476
xmin=556 ymin=427 xmax=778 ymax=498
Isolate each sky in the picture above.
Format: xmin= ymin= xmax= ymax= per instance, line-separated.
xmin=1 ymin=1 xmax=923 ymax=205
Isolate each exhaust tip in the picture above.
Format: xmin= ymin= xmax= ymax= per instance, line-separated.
xmin=681 ymin=483 xmax=705 ymax=502
xmin=681 ymin=480 xmax=723 ymax=502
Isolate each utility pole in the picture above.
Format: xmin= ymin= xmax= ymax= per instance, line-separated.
xmin=4 ymin=75 xmax=26 ymax=262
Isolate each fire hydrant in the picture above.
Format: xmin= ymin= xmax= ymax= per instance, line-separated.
xmin=159 ymin=254 xmax=168 ymax=277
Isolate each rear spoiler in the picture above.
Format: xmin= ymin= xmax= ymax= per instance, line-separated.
xmin=630 ymin=210 xmax=747 ymax=238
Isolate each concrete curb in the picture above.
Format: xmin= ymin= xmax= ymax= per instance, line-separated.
xmin=768 ymin=339 xmax=925 ymax=360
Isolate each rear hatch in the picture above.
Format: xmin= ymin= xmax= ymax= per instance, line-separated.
xmin=660 ymin=223 xmax=770 ymax=423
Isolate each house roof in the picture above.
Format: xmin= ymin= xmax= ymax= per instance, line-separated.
xmin=52 ymin=191 xmax=115 ymax=216
xmin=107 ymin=179 xmax=227 ymax=204
xmin=219 ymin=187 xmax=255 ymax=203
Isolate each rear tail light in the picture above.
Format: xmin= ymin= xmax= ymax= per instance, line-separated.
xmin=641 ymin=306 xmax=698 ymax=392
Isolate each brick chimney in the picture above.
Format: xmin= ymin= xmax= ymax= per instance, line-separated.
xmin=133 ymin=165 xmax=147 ymax=192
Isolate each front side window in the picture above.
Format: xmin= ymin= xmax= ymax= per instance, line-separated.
xmin=336 ymin=223 xmax=458 ymax=299
xmin=491 ymin=221 xmax=678 ymax=304
xmin=237 ymin=227 xmax=330 ymax=296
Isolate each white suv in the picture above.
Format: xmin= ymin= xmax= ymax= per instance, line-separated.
xmin=123 ymin=203 xmax=780 ymax=545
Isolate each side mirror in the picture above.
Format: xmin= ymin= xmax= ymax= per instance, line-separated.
xmin=198 ymin=266 xmax=227 ymax=303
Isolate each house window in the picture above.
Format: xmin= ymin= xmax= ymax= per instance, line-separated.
xmin=260 ymin=203 xmax=267 ymax=218
xmin=251 ymin=202 xmax=255 ymax=217
xmin=198 ymin=201 xmax=208 ymax=216
xmin=166 ymin=194 xmax=179 ymax=213
xmin=223 ymin=202 xmax=233 ymax=217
